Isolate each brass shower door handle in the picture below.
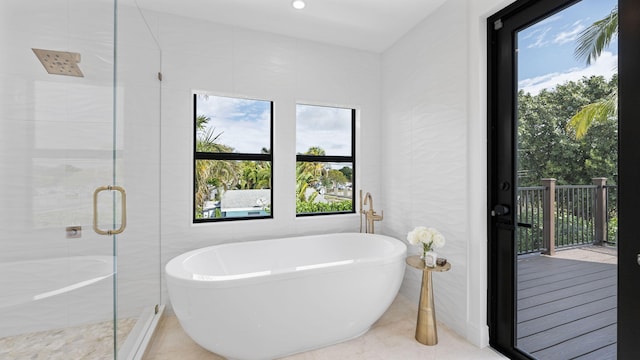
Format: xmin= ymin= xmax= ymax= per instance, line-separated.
xmin=93 ymin=185 xmax=127 ymax=235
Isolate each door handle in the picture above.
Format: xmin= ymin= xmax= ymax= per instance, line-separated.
xmin=491 ymin=204 xmax=510 ymax=216
xmin=93 ymin=185 xmax=127 ymax=235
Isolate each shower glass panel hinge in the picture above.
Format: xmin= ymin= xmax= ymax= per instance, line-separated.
xmin=155 ymin=304 xmax=159 ymax=314
xmin=494 ymin=19 xmax=503 ymax=30
xmin=158 ymin=72 xmax=163 ymax=81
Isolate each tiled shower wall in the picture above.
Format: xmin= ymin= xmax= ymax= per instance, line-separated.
xmin=0 ymin=0 xmax=161 ymax=337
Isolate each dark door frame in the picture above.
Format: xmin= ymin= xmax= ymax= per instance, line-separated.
xmin=616 ymin=0 xmax=640 ymax=358
xmin=487 ymin=1 xmax=580 ymax=358
xmin=488 ymin=0 xmax=640 ymax=358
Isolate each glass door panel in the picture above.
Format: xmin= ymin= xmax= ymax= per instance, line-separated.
xmin=114 ymin=1 xmax=162 ymax=356
xmin=0 ymin=0 xmax=118 ymax=358
xmin=489 ymin=0 xmax=621 ymax=358
xmin=515 ymin=1 xmax=618 ymax=358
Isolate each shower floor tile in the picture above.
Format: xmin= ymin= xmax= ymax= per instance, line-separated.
xmin=144 ymin=294 xmax=506 ymax=360
xmin=0 ymin=318 xmax=136 ymax=360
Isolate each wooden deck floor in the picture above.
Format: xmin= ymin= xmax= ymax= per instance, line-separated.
xmin=517 ymin=255 xmax=617 ymax=360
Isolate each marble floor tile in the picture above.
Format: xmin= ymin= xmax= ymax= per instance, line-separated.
xmin=144 ymin=294 xmax=506 ymax=360
xmin=0 ymin=318 xmax=136 ymax=360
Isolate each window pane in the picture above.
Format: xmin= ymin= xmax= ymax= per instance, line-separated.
xmin=296 ymin=162 xmax=353 ymax=214
xmin=296 ymin=104 xmax=352 ymax=156
xmin=196 ymin=94 xmax=271 ymax=154
xmin=195 ymin=160 xmax=271 ymax=219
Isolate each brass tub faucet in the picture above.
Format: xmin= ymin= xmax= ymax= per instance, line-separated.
xmin=360 ymin=190 xmax=384 ymax=233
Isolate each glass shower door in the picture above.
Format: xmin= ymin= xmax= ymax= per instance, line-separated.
xmin=113 ymin=1 xmax=163 ymax=356
xmin=0 ymin=0 xmax=162 ymax=358
xmin=0 ymin=0 xmax=120 ymax=358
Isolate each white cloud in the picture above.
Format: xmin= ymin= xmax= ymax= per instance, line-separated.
xmin=296 ymin=105 xmax=351 ymax=156
xmin=197 ymin=95 xmax=272 ymax=153
xmin=553 ymin=21 xmax=585 ymax=45
xmin=518 ymin=51 xmax=617 ymax=95
xmin=526 ymin=27 xmax=551 ymax=49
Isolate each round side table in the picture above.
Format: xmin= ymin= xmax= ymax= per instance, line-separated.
xmin=406 ymin=255 xmax=451 ymax=345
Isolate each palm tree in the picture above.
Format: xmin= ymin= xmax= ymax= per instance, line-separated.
xmin=295 ymin=146 xmax=326 ymax=202
xmin=194 ymin=115 xmax=238 ymax=216
xmin=568 ymin=6 xmax=618 ymax=139
xmin=237 ymin=161 xmax=271 ymax=190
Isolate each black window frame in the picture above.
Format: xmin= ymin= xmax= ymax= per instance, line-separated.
xmin=295 ymin=105 xmax=356 ymax=217
xmin=193 ymin=93 xmax=274 ymax=223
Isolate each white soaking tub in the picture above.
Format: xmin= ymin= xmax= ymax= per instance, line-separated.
xmin=165 ymin=232 xmax=407 ymax=360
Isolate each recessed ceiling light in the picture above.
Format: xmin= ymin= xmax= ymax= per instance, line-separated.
xmin=292 ymin=0 xmax=306 ymax=10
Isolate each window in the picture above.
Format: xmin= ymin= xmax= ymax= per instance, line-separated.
xmin=193 ymin=94 xmax=273 ymax=222
xmin=296 ymin=104 xmax=355 ymax=216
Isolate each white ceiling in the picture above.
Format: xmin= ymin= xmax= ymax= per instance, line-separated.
xmin=134 ymin=0 xmax=449 ymax=53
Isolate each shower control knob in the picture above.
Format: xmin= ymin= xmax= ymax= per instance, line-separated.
xmin=66 ymin=225 xmax=82 ymax=238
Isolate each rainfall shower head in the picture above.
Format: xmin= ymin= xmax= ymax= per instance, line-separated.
xmin=32 ymin=48 xmax=84 ymax=77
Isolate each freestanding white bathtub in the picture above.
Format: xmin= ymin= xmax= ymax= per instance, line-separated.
xmin=165 ymin=232 xmax=406 ymax=360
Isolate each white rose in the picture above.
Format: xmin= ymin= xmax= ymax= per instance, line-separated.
xmin=407 ymin=226 xmax=427 ymax=245
xmin=431 ymin=232 xmax=445 ymax=249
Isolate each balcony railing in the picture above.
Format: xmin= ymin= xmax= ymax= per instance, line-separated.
xmin=516 ymin=178 xmax=617 ymax=255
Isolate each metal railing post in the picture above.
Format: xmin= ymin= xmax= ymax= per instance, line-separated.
xmin=592 ymin=177 xmax=607 ymax=246
xmin=542 ymin=178 xmax=556 ymax=255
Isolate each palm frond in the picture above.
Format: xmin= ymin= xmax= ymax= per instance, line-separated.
xmin=195 ymin=114 xmax=210 ymax=131
xmin=567 ymin=89 xmax=617 ymax=139
xmin=574 ymin=6 xmax=618 ymax=65
xmin=196 ymin=127 xmax=230 ymax=152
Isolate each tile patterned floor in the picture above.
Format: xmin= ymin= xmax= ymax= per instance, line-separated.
xmin=144 ymin=294 xmax=506 ymax=360
xmin=0 ymin=318 xmax=136 ymax=360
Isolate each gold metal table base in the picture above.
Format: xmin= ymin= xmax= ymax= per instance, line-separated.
xmin=406 ymin=255 xmax=451 ymax=346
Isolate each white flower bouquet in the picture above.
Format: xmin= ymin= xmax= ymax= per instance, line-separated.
xmin=407 ymin=226 xmax=445 ymax=260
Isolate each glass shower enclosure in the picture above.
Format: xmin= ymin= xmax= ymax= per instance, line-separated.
xmin=0 ymin=0 xmax=162 ymax=358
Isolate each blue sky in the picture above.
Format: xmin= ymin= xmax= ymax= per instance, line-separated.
xmin=518 ymin=0 xmax=618 ymax=94
xmin=197 ymin=95 xmax=271 ymax=153
xmin=197 ymin=95 xmax=352 ymax=156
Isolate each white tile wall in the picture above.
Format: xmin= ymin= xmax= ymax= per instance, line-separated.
xmin=155 ymin=11 xmax=383 ymax=294
xmin=380 ymin=0 xmax=517 ymax=348
xmin=382 ymin=0 xmax=469 ymax=340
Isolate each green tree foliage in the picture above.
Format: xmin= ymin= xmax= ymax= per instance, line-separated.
xmin=327 ymin=169 xmax=348 ymax=185
xmin=339 ymin=166 xmax=352 ymax=180
xmin=195 ymin=115 xmax=271 ymax=218
xmin=569 ymin=6 xmax=618 ymax=139
xmin=295 ymin=146 xmax=353 ymax=213
xmin=296 ymin=199 xmax=352 ymax=214
xmin=518 ymin=75 xmax=618 ymax=187
xmin=195 ymin=115 xmax=237 ymax=217
xmin=237 ymin=161 xmax=271 ymax=190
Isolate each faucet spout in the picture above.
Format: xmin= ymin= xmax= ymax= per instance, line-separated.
xmin=360 ymin=191 xmax=383 ymax=234
xmin=363 ymin=192 xmax=373 ymax=212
